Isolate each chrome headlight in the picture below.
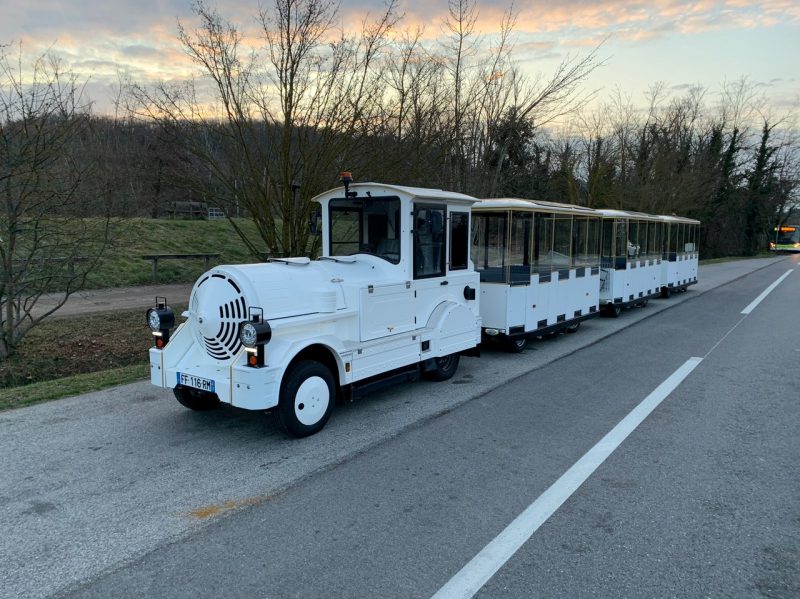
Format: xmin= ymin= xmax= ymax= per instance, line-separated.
xmin=239 ymin=320 xmax=271 ymax=348
xmin=146 ymin=306 xmax=175 ymax=332
xmin=147 ymin=298 xmax=176 ymax=348
xmin=240 ymin=322 xmax=258 ymax=347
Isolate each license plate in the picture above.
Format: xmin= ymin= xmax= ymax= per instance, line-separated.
xmin=177 ymin=372 xmax=216 ymax=393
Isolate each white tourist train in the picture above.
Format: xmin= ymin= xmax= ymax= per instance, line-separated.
xmin=147 ymin=176 xmax=700 ymax=437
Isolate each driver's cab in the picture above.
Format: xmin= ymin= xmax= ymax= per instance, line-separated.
xmin=314 ymin=179 xmax=480 ymax=345
xmin=318 ymin=180 xmax=476 ymax=280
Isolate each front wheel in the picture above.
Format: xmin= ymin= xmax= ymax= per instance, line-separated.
xmin=278 ymin=361 xmax=335 ymax=438
xmin=423 ymin=353 xmax=461 ymax=381
xmin=174 ymin=386 xmax=219 ymax=411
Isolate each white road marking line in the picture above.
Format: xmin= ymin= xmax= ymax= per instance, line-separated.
xmin=431 ymin=357 xmax=703 ymax=599
xmin=741 ymin=269 xmax=793 ymax=314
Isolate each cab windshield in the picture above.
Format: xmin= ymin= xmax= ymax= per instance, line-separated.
xmin=329 ymin=196 xmax=401 ymax=263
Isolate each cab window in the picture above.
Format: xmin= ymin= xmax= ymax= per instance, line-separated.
xmin=414 ymin=204 xmax=446 ymax=278
xmin=449 ymin=211 xmax=469 ymax=270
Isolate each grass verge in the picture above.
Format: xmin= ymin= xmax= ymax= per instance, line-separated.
xmin=0 ymin=305 xmax=187 ymax=411
xmin=0 ymin=364 xmax=149 ymax=411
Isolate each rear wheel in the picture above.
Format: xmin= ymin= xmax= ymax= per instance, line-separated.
xmin=640 ymin=298 xmax=649 ymax=307
xmin=607 ymin=304 xmax=622 ymax=318
xmin=423 ymin=353 xmax=461 ymax=381
xmin=174 ymin=386 xmax=219 ymax=411
xmin=661 ymin=287 xmax=672 ymax=299
xmin=278 ymin=361 xmax=335 ymax=438
xmin=565 ymin=321 xmax=581 ymax=333
xmin=502 ymin=335 xmax=528 ymax=353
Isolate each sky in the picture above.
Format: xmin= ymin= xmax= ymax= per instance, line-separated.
xmin=3 ymin=0 xmax=799 ymax=120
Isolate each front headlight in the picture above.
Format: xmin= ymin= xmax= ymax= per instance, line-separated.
xmin=240 ymin=322 xmax=258 ymax=347
xmin=146 ymin=306 xmax=175 ymax=331
xmin=239 ymin=309 xmax=271 ymax=367
xmin=239 ymin=320 xmax=271 ymax=348
xmin=147 ymin=309 xmax=161 ymax=331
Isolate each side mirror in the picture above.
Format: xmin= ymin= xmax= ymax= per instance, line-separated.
xmin=309 ymin=205 xmax=322 ymax=236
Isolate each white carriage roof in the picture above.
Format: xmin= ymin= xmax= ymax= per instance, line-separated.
xmin=473 ymin=198 xmax=598 ymax=215
xmin=595 ymin=208 xmax=662 ymax=222
xmin=657 ymin=214 xmax=701 ymax=224
xmin=312 ymin=182 xmax=478 ymax=205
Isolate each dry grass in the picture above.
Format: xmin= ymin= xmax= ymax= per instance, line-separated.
xmin=0 ymin=306 xmax=185 ymax=410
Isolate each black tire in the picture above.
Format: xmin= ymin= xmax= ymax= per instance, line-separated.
xmin=565 ymin=321 xmax=580 ymax=334
xmin=502 ymin=335 xmax=528 ymax=353
xmin=640 ymin=298 xmax=649 ymax=307
xmin=173 ymin=386 xmax=219 ymax=411
xmin=609 ymin=304 xmax=622 ymax=318
xmin=661 ymin=287 xmax=672 ymax=299
xmin=278 ymin=360 xmax=335 ymax=438
xmin=423 ymin=353 xmax=461 ymax=381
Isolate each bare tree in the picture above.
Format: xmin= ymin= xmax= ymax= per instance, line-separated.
xmin=0 ymin=46 xmax=110 ymax=358
xmin=130 ymin=0 xmax=400 ymax=258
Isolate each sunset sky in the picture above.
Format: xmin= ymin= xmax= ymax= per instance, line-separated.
xmin=3 ymin=0 xmax=799 ymax=118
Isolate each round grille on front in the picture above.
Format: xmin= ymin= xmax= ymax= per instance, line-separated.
xmin=190 ymin=273 xmax=248 ymax=361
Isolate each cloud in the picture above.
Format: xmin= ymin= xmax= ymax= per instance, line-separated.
xmin=3 ymin=0 xmax=798 ymax=115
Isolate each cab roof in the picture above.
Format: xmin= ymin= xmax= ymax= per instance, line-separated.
xmin=312 ymin=182 xmax=478 ymax=206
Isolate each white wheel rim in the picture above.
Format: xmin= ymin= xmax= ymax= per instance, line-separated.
xmin=294 ymin=376 xmax=330 ymax=426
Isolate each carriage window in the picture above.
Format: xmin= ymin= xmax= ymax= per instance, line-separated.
xmin=628 ymin=220 xmax=641 ymax=259
xmin=552 ymin=216 xmax=572 ymax=268
xmin=587 ymin=217 xmax=601 ymax=266
xmin=601 ymin=219 xmax=614 ymax=267
xmin=509 ymin=211 xmax=532 ymax=283
xmin=669 ymin=223 xmax=678 ymax=254
xmin=647 ymin=222 xmax=659 ymax=259
xmin=573 ymin=216 xmax=599 ymax=267
xmin=472 ymin=212 xmax=507 ymax=282
xmin=413 ymin=204 xmax=446 ymax=278
xmin=449 ymin=211 xmax=469 ymax=270
xmin=329 ymin=196 xmax=401 ymax=263
xmin=615 ymin=220 xmax=627 ymax=263
xmin=691 ymin=224 xmax=700 ymax=252
xmin=536 ymin=213 xmax=555 ymax=274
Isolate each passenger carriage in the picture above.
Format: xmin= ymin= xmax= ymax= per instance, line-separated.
xmin=658 ymin=215 xmax=700 ymax=297
xmin=596 ymin=209 xmax=664 ymax=316
xmin=471 ymin=199 xmax=602 ymax=351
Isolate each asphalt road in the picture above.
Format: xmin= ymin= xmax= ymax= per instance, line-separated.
xmin=1 ymin=255 xmax=797 ymax=598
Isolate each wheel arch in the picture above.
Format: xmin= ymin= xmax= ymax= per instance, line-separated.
xmin=281 ymin=343 xmax=343 ymax=394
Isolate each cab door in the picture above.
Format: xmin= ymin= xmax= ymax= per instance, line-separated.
xmin=412 ymin=203 xmax=451 ymax=325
